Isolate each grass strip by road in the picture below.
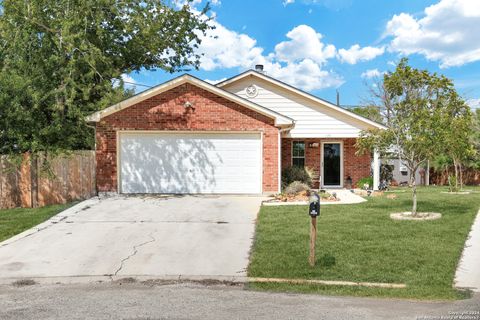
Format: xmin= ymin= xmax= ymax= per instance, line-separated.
xmin=0 ymin=203 xmax=74 ymax=243
xmin=248 ymin=186 xmax=480 ymax=300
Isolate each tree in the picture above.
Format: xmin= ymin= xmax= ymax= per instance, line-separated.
xmin=438 ymin=93 xmax=475 ymax=191
xmin=350 ymin=105 xmax=384 ymax=124
xmin=356 ymin=58 xmax=466 ymax=215
xmin=0 ymin=0 xmax=212 ymax=157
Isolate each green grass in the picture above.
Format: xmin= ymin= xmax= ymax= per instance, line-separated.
xmin=0 ymin=203 xmax=74 ymax=243
xmin=248 ymin=186 xmax=480 ymax=300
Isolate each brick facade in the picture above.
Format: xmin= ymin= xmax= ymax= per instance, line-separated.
xmin=96 ymin=83 xmax=280 ymax=193
xmin=281 ymin=138 xmax=371 ymax=189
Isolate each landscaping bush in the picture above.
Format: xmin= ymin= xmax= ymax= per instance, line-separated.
xmin=357 ymin=176 xmax=373 ymax=189
xmin=448 ymin=174 xmax=459 ymax=192
xmin=281 ymin=166 xmax=312 ymax=188
xmin=380 ymin=164 xmax=394 ymax=182
xmin=284 ymin=181 xmax=311 ymax=196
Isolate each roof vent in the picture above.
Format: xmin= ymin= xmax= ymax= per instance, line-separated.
xmin=255 ymin=64 xmax=264 ymax=72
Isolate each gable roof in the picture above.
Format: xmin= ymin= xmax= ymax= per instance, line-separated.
xmin=217 ymin=70 xmax=386 ymax=130
xmin=86 ymin=74 xmax=294 ymax=127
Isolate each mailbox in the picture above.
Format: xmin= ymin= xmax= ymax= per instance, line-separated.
xmin=309 ymin=192 xmax=320 ymax=217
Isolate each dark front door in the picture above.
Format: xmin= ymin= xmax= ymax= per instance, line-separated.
xmin=322 ymin=143 xmax=342 ymax=187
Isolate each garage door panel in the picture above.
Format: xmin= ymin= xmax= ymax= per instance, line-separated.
xmin=120 ymin=132 xmax=262 ymax=194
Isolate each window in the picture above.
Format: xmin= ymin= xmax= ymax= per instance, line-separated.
xmin=292 ymin=141 xmax=305 ymax=167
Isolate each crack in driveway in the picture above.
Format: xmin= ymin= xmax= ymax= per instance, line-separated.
xmin=113 ymin=233 xmax=156 ymax=276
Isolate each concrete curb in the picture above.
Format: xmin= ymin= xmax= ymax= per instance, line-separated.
xmin=0 ymin=274 xmax=406 ymax=289
xmin=0 ymin=274 xmax=248 ymax=286
xmin=249 ymin=277 xmax=406 ymax=289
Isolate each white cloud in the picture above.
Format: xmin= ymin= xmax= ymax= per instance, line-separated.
xmin=338 ymin=44 xmax=385 ymax=64
xmin=385 ymin=0 xmax=480 ymax=68
xmin=121 ymin=74 xmax=136 ymax=84
xmin=283 ymin=0 xmax=295 ymax=6
xmin=113 ymin=74 xmax=137 ymax=90
xmin=197 ymin=20 xmax=264 ymax=71
xmin=265 ymin=59 xmax=344 ymax=91
xmin=361 ymin=69 xmax=382 ymax=79
xmin=467 ymin=98 xmax=480 ymax=110
xmin=274 ymin=25 xmax=336 ymax=64
xmin=196 ymin=23 xmax=343 ymax=91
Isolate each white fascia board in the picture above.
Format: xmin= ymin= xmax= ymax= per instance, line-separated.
xmin=284 ymin=133 xmax=362 ymax=138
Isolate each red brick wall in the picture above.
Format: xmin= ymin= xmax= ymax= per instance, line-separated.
xmin=281 ymin=138 xmax=371 ymax=188
xmin=95 ymin=83 xmax=280 ymax=193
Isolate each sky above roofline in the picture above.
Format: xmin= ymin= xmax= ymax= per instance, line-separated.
xmin=125 ymin=0 xmax=480 ymax=110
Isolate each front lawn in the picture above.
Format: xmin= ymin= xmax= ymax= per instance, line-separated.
xmin=248 ymin=186 xmax=480 ymax=299
xmin=0 ymin=203 xmax=74 ymax=243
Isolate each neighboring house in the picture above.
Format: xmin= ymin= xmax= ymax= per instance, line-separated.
xmin=87 ymin=66 xmax=385 ymax=195
xmin=383 ymin=158 xmax=429 ymax=186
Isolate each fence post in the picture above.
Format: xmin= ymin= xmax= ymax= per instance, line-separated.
xmin=30 ymin=154 xmax=39 ymax=208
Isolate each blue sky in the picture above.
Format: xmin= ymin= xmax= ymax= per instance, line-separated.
xmin=127 ymin=0 xmax=480 ymax=109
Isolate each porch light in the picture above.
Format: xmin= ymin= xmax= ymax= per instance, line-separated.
xmin=309 ymin=142 xmax=319 ymax=148
xmin=184 ymin=101 xmax=195 ymax=110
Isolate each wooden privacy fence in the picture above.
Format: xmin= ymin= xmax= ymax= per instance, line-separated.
xmin=0 ymin=151 xmax=96 ymax=209
xmin=429 ymin=167 xmax=480 ymax=186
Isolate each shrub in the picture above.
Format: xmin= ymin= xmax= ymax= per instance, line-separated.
xmin=448 ymin=175 xmax=458 ymax=192
xmin=380 ymin=164 xmax=394 ymax=182
xmin=284 ymin=181 xmax=311 ymax=196
xmin=282 ymin=166 xmax=312 ymax=188
xmin=357 ymin=176 xmax=373 ymax=189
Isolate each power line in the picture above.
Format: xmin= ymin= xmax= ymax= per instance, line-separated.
xmin=122 ymin=80 xmax=154 ymax=88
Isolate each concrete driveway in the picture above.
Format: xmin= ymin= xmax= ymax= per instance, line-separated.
xmin=0 ymin=195 xmax=264 ymax=283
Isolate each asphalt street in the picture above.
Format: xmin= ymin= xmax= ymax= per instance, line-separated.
xmin=0 ymin=281 xmax=479 ymax=320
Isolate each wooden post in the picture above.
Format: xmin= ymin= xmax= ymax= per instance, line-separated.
xmin=309 ymin=216 xmax=317 ymax=267
xmin=30 ymin=154 xmax=38 ymax=208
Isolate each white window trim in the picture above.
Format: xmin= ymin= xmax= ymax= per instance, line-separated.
xmin=291 ymin=140 xmax=306 ymax=167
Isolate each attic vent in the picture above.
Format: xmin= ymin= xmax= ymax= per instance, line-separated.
xmin=255 ymin=64 xmax=264 ymax=72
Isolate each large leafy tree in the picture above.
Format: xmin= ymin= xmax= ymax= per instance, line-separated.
xmin=356 ymin=58 xmax=469 ymax=215
xmin=438 ymin=92 xmax=475 ymax=191
xmin=0 ymin=0 xmax=211 ymax=156
xmin=350 ymin=105 xmax=384 ymax=124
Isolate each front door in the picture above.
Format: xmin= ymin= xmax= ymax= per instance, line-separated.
xmin=322 ymin=142 xmax=343 ymax=187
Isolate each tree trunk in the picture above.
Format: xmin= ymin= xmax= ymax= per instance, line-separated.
xmin=453 ymin=159 xmax=459 ymax=191
xmin=459 ymin=162 xmax=464 ymax=190
xmin=411 ymin=172 xmax=417 ymax=216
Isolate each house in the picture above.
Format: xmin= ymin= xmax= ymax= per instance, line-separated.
xmin=383 ymin=158 xmax=430 ymax=186
xmin=86 ymin=66 xmax=385 ymax=195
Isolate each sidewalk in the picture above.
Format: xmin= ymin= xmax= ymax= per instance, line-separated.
xmin=455 ymin=209 xmax=480 ymax=292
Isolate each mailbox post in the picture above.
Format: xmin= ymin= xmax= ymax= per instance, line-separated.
xmin=308 ymin=192 xmax=320 ymax=267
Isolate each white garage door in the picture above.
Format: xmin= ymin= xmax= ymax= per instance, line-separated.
xmin=119 ymin=132 xmax=262 ymax=194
